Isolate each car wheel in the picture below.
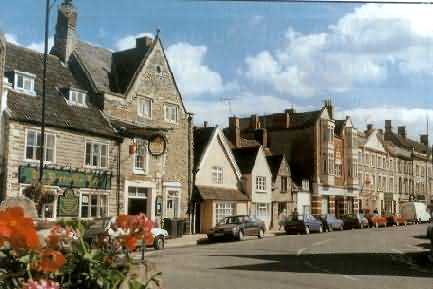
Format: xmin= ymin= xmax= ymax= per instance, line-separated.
xmin=153 ymin=236 xmax=165 ymax=250
xmin=319 ymin=226 xmax=323 ymax=233
xmin=238 ymin=230 xmax=245 ymax=241
xmin=305 ymin=226 xmax=310 ymax=235
xmin=207 ymin=234 xmax=214 ymax=242
xmin=258 ymin=229 xmax=264 ymax=239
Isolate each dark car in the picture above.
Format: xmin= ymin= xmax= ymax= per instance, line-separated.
xmin=321 ymin=214 xmax=344 ymax=231
xmin=284 ymin=215 xmax=323 ymax=234
xmin=207 ymin=215 xmax=266 ymax=241
xmin=341 ymin=214 xmax=369 ymax=229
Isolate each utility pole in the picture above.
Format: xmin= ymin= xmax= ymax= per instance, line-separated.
xmin=39 ymin=0 xmax=50 ymax=182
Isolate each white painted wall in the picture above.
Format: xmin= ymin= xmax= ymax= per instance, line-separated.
xmin=297 ymin=192 xmax=311 ymax=219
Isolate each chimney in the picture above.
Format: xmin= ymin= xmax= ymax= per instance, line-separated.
xmin=136 ymin=36 xmax=154 ymax=51
xmin=284 ymin=109 xmax=294 ymax=128
xmin=255 ymin=128 xmax=268 ymax=148
xmin=323 ymin=99 xmax=334 ymax=119
xmin=367 ymin=124 xmax=373 ymax=131
xmin=229 ymin=116 xmax=240 ymax=148
xmin=52 ymin=0 xmax=78 ymax=63
xmin=398 ymin=126 xmax=406 ymax=138
xmin=250 ymin=114 xmax=260 ymax=129
xmin=203 ymin=121 xmax=208 ymax=128
xmin=420 ymin=134 xmax=429 ymax=147
xmin=385 ymin=120 xmax=392 ymax=133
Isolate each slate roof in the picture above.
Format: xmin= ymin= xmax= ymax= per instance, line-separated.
xmin=266 ymin=155 xmax=286 ymax=181
xmin=73 ymin=38 xmax=153 ymax=94
xmin=4 ymin=43 xmax=117 ymax=139
xmin=194 ymin=185 xmax=249 ymax=201
xmin=288 ymin=110 xmax=322 ymax=129
xmin=232 ymin=146 xmax=260 ymax=174
xmin=385 ymin=131 xmax=431 ymax=155
xmin=334 ymin=119 xmax=346 ymax=136
xmin=193 ymin=127 xmax=216 ymax=171
xmin=109 ymin=118 xmax=169 ymax=139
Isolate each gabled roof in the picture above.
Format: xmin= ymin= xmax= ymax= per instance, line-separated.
xmin=232 ymin=146 xmax=260 ymax=174
xmin=4 ymin=42 xmax=117 ymax=139
xmin=193 ymin=126 xmax=216 ymax=171
xmin=194 ymin=186 xmax=249 ymax=201
xmin=266 ymin=154 xmax=290 ymax=181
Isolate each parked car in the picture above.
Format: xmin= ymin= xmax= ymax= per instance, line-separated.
xmin=320 ymin=214 xmax=344 ymax=231
xmin=284 ymin=215 xmax=323 ymax=234
xmin=400 ymin=202 xmax=432 ymax=223
xmin=341 ymin=214 xmax=369 ymax=229
xmin=207 ymin=215 xmax=266 ymax=241
xmin=367 ymin=214 xmax=387 ymax=228
xmin=83 ymin=217 xmax=168 ymax=250
xmin=386 ymin=214 xmax=407 ymax=226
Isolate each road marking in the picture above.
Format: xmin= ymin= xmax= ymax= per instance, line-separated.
xmin=343 ymin=275 xmax=359 ymax=281
xmin=406 ymin=244 xmax=423 ymax=251
xmin=297 ymin=248 xmax=307 ymax=256
xmin=312 ymin=238 xmax=334 ymax=247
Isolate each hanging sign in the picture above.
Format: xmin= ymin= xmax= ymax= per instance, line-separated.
xmin=57 ymin=189 xmax=79 ymax=217
xmin=148 ymin=134 xmax=167 ymax=156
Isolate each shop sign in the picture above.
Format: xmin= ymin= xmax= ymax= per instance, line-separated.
xmin=57 ymin=189 xmax=79 ymax=217
xmin=19 ymin=166 xmax=111 ymax=190
xmin=148 ymin=134 xmax=166 ymax=156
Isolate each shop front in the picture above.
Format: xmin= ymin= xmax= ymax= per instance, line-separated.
xmin=18 ymin=165 xmax=113 ymax=219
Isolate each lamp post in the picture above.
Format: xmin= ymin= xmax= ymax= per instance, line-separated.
xmin=39 ymin=0 xmax=51 ymax=182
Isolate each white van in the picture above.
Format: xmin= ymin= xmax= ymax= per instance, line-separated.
xmin=400 ymin=202 xmax=431 ymax=223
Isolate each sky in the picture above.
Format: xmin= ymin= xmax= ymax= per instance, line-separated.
xmin=2 ymin=0 xmax=433 ymax=141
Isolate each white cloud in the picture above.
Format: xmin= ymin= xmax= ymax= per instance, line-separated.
xmin=4 ymin=33 xmax=19 ymax=45
xmin=166 ymin=42 xmax=228 ymax=98
xmin=337 ymin=107 xmax=433 ymax=140
xmin=114 ymin=32 xmax=154 ymax=51
xmin=26 ymin=37 xmax=54 ymax=53
xmin=244 ymin=4 xmax=433 ymax=98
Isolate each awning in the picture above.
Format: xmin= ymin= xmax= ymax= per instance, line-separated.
xmin=194 ymin=186 xmax=250 ymax=201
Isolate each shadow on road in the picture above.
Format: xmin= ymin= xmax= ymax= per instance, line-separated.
xmin=213 ymin=252 xmax=433 ymax=278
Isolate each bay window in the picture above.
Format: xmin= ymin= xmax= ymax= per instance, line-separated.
xmin=215 ymin=202 xmax=235 ymax=224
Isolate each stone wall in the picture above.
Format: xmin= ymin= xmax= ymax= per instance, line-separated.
xmin=2 ymin=120 xmax=120 ymax=216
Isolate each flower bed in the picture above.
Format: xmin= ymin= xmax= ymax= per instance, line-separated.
xmin=0 ymin=207 xmax=161 ymax=289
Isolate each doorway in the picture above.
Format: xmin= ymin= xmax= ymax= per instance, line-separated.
xmin=127 ymin=186 xmax=150 ymax=215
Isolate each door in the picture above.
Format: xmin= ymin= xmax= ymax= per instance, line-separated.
xmin=166 ymin=191 xmax=180 ymax=218
xmin=127 ymin=187 xmax=150 ymax=215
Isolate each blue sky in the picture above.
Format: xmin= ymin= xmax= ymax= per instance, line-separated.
xmin=2 ymin=0 xmax=433 ymax=140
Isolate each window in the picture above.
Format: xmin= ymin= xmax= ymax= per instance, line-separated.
xmin=164 ymin=104 xmax=178 ymax=123
xmin=68 ymin=90 xmax=87 ymax=107
xmin=281 ymin=176 xmax=288 ymax=193
xmin=256 ymin=203 xmax=268 ymax=219
xmin=85 ymin=142 xmax=108 ymax=168
xmin=14 ymin=72 xmax=35 ymax=95
xmin=216 ymin=202 xmax=235 ymax=224
xmin=335 ymin=164 xmax=342 ymax=177
xmin=166 ymin=191 xmax=180 ymax=218
xmin=134 ymin=139 xmax=147 ymax=173
xmin=212 ymin=167 xmax=223 ymax=184
xmin=25 ymin=130 xmax=55 ymax=163
xmin=138 ymin=97 xmax=152 ymax=119
xmin=80 ymin=193 xmax=108 ymax=218
xmin=256 ymin=176 xmax=266 ymax=191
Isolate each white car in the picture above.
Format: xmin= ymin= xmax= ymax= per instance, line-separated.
xmin=400 ymin=202 xmax=432 ymax=223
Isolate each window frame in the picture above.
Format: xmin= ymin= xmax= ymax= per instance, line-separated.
xmin=137 ymin=97 xmax=153 ymax=120
xmin=164 ymin=103 xmax=178 ymax=124
xmin=212 ymin=166 xmax=224 ymax=184
xmin=281 ymin=176 xmax=288 ymax=193
xmin=84 ymin=141 xmax=109 ymax=169
xmin=133 ymin=139 xmax=149 ymax=174
xmin=14 ymin=71 xmax=36 ymax=96
xmin=24 ymin=129 xmax=56 ymax=164
xmin=79 ymin=192 xmax=109 ymax=219
xmin=256 ymin=176 xmax=267 ymax=192
xmin=67 ymin=89 xmax=87 ymax=107
xmin=215 ymin=202 xmax=235 ymax=224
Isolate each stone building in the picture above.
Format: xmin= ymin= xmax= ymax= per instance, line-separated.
xmin=226 ymin=101 xmax=360 ymax=218
xmin=0 ymin=0 xmax=192 ymax=223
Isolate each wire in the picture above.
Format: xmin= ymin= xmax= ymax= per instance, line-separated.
xmin=190 ymin=0 xmax=433 ymax=4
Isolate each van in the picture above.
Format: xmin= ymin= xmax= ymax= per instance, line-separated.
xmin=400 ymin=202 xmax=432 ymax=223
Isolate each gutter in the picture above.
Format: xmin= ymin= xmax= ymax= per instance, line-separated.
xmin=187 ymin=114 xmax=193 ymax=234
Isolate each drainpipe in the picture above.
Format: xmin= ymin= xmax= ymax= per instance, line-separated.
xmin=116 ymin=140 xmax=122 ymax=216
xmin=187 ymin=114 xmax=193 ymax=234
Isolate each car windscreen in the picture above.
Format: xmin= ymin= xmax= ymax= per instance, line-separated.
xmin=219 ymin=217 xmax=241 ymax=225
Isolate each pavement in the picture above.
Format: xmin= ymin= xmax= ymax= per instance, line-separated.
xmin=146 ymin=224 xmax=433 ymax=289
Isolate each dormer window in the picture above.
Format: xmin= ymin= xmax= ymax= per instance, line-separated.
xmin=68 ymin=89 xmax=87 ymax=107
xmin=14 ymin=71 xmax=36 ymax=95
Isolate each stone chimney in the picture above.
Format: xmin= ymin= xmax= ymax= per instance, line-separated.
xmin=136 ymin=36 xmax=154 ymax=51
xmin=398 ymin=126 xmax=406 ymax=138
xmin=52 ymin=0 xmax=78 ymax=63
xmin=229 ymin=116 xmax=240 ymax=148
xmin=367 ymin=124 xmax=373 ymax=131
xmin=420 ymin=134 xmax=428 ymax=147
xmin=250 ymin=114 xmax=260 ymax=129
xmin=385 ymin=120 xmax=392 ymax=133
xmin=255 ymin=128 xmax=268 ymax=148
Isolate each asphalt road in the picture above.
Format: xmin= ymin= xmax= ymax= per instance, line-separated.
xmin=147 ymin=224 xmax=433 ymax=289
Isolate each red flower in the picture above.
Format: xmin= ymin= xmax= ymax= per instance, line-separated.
xmin=0 ymin=207 xmax=39 ymax=250
xmin=124 ymin=235 xmax=137 ymax=251
xmin=37 ymin=249 xmax=65 ymax=273
xmin=116 ymin=215 xmax=129 ymax=229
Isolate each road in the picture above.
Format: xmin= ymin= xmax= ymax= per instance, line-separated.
xmin=147 ymin=224 xmax=433 ymax=289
